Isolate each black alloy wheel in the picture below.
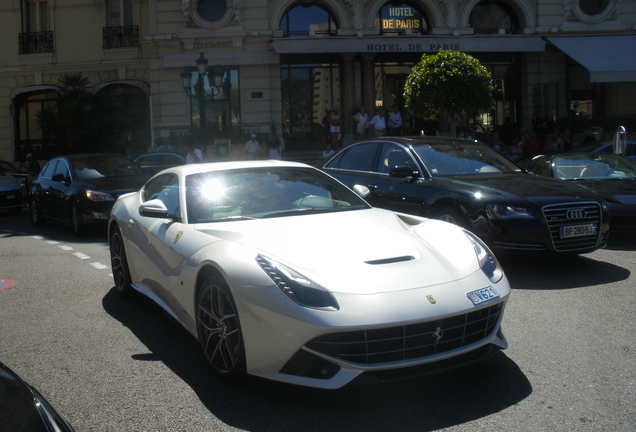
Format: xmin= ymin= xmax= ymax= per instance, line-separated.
xmin=437 ymin=206 xmax=469 ymax=229
xmin=196 ymin=274 xmax=246 ymax=380
xmin=29 ymin=200 xmax=46 ymax=226
xmin=110 ymin=225 xmax=133 ymax=296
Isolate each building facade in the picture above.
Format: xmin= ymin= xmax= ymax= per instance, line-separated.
xmin=1 ymin=0 xmax=635 ymax=163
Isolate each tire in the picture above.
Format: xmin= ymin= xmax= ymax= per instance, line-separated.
xmin=29 ymin=200 xmax=46 ymax=226
xmin=72 ymin=206 xmax=86 ymax=236
xmin=437 ymin=206 xmax=469 ymax=229
xmin=196 ymin=274 xmax=246 ymax=380
xmin=109 ymin=225 xmax=133 ymax=296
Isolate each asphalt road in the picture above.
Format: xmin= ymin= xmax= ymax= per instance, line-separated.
xmin=1 ymin=208 xmax=634 ymax=432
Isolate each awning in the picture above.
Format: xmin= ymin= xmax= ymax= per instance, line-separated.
xmin=547 ymin=35 xmax=636 ymax=82
xmin=272 ymin=36 xmax=545 ymax=54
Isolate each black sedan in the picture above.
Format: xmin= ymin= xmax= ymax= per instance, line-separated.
xmin=323 ymin=137 xmax=610 ymax=255
xmin=29 ymin=154 xmax=149 ymax=235
xmin=520 ymin=152 xmax=636 ymax=235
xmin=132 ymin=152 xmax=187 ymax=175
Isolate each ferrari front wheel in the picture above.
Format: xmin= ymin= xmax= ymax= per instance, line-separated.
xmin=196 ymin=274 xmax=246 ymax=380
xmin=110 ymin=225 xmax=133 ymax=296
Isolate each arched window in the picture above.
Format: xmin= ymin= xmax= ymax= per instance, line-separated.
xmin=197 ymin=0 xmax=227 ymax=22
xmin=280 ymin=4 xmax=337 ymax=37
xmin=375 ymin=2 xmax=429 ymax=35
xmin=470 ymin=1 xmax=519 ymax=34
xmin=579 ymin=0 xmax=609 ymax=16
xmin=14 ymin=89 xmax=59 ymax=159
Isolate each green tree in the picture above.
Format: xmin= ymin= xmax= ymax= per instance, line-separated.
xmin=404 ymin=50 xmax=494 ymax=136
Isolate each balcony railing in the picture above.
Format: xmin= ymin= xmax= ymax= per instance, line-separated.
xmin=19 ymin=31 xmax=54 ymax=54
xmin=103 ymin=25 xmax=139 ymax=49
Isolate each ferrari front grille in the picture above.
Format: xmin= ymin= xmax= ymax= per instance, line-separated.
xmin=542 ymin=202 xmax=602 ymax=251
xmin=305 ymin=302 xmax=503 ymax=365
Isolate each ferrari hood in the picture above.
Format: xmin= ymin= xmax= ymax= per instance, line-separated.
xmin=196 ymin=208 xmax=484 ymax=294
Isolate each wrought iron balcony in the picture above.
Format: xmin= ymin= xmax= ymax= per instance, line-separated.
xmin=103 ymin=25 xmax=139 ymax=49
xmin=19 ymin=31 xmax=54 ymax=54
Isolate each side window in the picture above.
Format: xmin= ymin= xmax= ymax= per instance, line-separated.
xmin=53 ymin=161 xmax=70 ymax=182
xmin=337 ymin=143 xmax=380 ymax=172
xmin=377 ymin=144 xmax=416 ymax=173
xmin=142 ymin=174 xmax=180 ymax=215
xmin=40 ymin=160 xmax=57 ymax=179
xmin=626 ymin=143 xmax=636 ymax=157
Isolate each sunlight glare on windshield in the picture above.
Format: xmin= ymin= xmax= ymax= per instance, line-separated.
xmin=200 ymin=178 xmax=227 ymax=202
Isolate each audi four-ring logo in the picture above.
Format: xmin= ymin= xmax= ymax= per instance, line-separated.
xmin=566 ymin=208 xmax=587 ymax=219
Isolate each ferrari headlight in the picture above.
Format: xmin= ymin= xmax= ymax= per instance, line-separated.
xmin=464 ymin=231 xmax=503 ymax=284
xmin=85 ymin=190 xmax=115 ymax=202
xmin=487 ymin=204 xmax=533 ymax=219
xmin=256 ymin=255 xmax=339 ymax=311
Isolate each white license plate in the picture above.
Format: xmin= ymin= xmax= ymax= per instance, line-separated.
xmin=560 ymin=223 xmax=596 ymax=238
xmin=467 ymin=287 xmax=500 ymax=306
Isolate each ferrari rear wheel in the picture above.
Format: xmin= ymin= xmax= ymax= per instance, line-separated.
xmin=196 ymin=274 xmax=246 ymax=380
xmin=110 ymin=225 xmax=133 ymax=296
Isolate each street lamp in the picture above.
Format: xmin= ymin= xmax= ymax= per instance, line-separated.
xmin=180 ymin=52 xmax=226 ymax=147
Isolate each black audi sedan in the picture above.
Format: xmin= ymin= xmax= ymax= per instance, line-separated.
xmin=520 ymin=152 xmax=636 ymax=235
xmin=29 ymin=154 xmax=149 ymax=235
xmin=323 ymin=137 xmax=610 ymax=255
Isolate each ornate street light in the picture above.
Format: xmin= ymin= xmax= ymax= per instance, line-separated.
xmin=180 ymin=52 xmax=227 ymax=147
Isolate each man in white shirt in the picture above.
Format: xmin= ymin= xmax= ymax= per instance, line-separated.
xmin=186 ymin=142 xmax=203 ymax=163
xmin=389 ymin=106 xmax=402 ymax=136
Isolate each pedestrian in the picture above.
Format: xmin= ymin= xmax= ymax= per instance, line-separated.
xmin=329 ymin=108 xmax=341 ymax=148
xmin=388 ymin=106 xmax=402 ymax=136
xmin=245 ymin=134 xmax=260 ymax=159
xmin=186 ymin=142 xmax=203 ymax=163
xmin=267 ymin=125 xmax=281 ymax=160
xmin=369 ymin=108 xmax=386 ymax=137
xmin=322 ymin=143 xmax=335 ymax=160
xmin=156 ymin=137 xmax=174 ymax=152
xmin=352 ymin=106 xmax=369 ymax=140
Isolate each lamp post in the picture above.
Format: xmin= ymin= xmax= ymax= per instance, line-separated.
xmin=181 ymin=53 xmax=228 ymax=153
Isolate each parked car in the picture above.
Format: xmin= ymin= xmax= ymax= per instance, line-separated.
xmin=0 ymin=163 xmax=27 ymax=214
xmin=29 ymin=154 xmax=149 ymax=235
xmin=109 ymin=160 xmax=510 ymax=389
xmin=323 ymin=136 xmax=610 ymax=255
xmin=575 ymin=140 xmax=636 ymax=162
xmin=0 ymin=361 xmax=76 ymax=432
xmin=520 ymin=152 xmax=636 ymax=235
xmin=0 ymin=159 xmax=31 ymax=187
xmin=132 ymin=152 xmax=187 ymax=176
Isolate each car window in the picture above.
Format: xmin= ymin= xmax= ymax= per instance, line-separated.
xmin=142 ymin=174 xmax=180 ymax=215
xmin=185 ymin=167 xmax=369 ymax=223
xmin=377 ymin=144 xmax=416 ymax=173
xmin=53 ymin=161 xmax=70 ymax=182
xmin=40 ymin=161 xmax=58 ymax=179
xmin=333 ymin=143 xmax=379 ymax=172
xmin=525 ymin=155 xmax=552 ymax=177
xmin=71 ymin=155 xmax=147 ymax=179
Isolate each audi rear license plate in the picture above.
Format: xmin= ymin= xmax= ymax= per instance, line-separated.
xmin=467 ymin=287 xmax=499 ymax=306
xmin=560 ymin=223 xmax=596 ymax=238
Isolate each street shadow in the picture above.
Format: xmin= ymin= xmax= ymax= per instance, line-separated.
xmin=103 ymin=288 xmax=532 ymax=432
xmin=499 ymin=254 xmax=630 ymax=291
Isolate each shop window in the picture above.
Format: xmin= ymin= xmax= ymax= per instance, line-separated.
xmin=281 ymin=59 xmax=340 ymax=149
xmin=14 ymin=90 xmax=59 ymax=159
xmin=375 ymin=2 xmax=428 ymax=35
xmin=470 ymin=1 xmax=519 ymax=34
xmin=280 ymin=4 xmax=337 ymax=37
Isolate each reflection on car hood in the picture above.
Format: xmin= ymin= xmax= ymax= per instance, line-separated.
xmin=435 ymin=173 xmax=602 ymax=204
xmin=0 ymin=174 xmax=20 ymax=188
xmin=81 ymin=175 xmax=148 ymax=197
xmin=197 ymin=208 xmax=481 ymax=294
xmin=571 ymin=179 xmax=636 ymax=205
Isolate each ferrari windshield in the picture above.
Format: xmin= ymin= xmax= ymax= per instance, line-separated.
xmin=185 ymin=167 xmax=370 ymax=223
xmin=413 ymin=142 xmax=523 ymax=176
xmin=553 ymin=153 xmax=636 ymax=180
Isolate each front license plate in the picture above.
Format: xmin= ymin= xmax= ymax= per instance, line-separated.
xmin=560 ymin=223 xmax=596 ymax=238
xmin=467 ymin=287 xmax=500 ymax=306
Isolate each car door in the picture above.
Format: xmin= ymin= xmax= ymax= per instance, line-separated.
xmin=124 ymin=173 xmax=186 ymax=309
xmin=48 ymin=160 xmax=73 ymax=221
xmin=327 ymin=141 xmax=426 ymax=215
